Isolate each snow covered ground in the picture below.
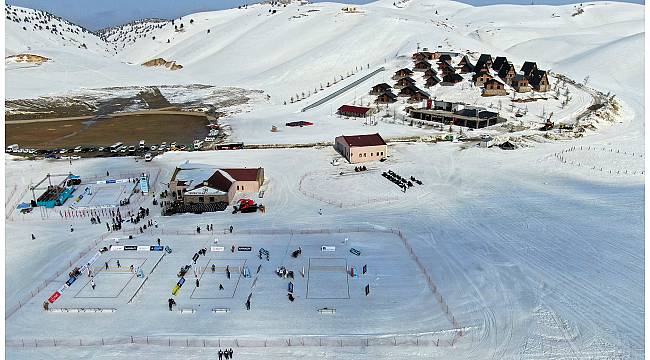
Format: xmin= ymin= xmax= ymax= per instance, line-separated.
xmin=4 ymin=0 xmax=644 ymax=358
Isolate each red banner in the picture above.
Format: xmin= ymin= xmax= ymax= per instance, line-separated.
xmin=48 ymin=291 xmax=61 ymax=303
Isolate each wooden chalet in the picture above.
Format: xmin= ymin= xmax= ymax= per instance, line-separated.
xmin=458 ymin=58 xmax=474 ymax=73
xmin=424 ymin=75 xmax=441 ymax=88
xmin=497 ymin=63 xmax=516 ymax=84
xmin=423 ymin=68 xmax=438 ymax=77
xmin=370 ymin=83 xmax=392 ymax=95
xmin=408 ymin=90 xmax=430 ymax=103
xmin=482 ymin=79 xmax=507 ymax=96
xmin=491 ymin=56 xmax=508 ymax=71
xmin=412 ymin=51 xmax=434 ymax=61
xmin=437 ymin=54 xmax=453 ymax=63
xmin=472 ymin=71 xmax=493 ymax=87
xmin=432 ymin=51 xmax=459 ymax=59
xmin=528 ymin=69 xmax=550 ymax=92
xmin=413 ymin=60 xmax=432 ymax=71
xmin=393 ymin=68 xmax=414 ymax=80
xmin=520 ymin=61 xmax=538 ymax=77
xmin=439 ymin=60 xmax=456 ymax=76
xmin=441 ymin=72 xmax=463 ymax=85
xmin=475 ymin=54 xmax=493 ymax=71
xmin=375 ymin=90 xmax=398 ymax=104
xmin=511 ymin=74 xmax=530 ymax=92
xmin=399 ymin=84 xmax=427 ymax=97
xmin=395 ymin=76 xmax=416 ymax=89
xmin=473 ymin=59 xmax=491 ymax=74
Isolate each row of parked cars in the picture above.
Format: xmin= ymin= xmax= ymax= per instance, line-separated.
xmin=6 ymin=138 xmax=210 ymax=159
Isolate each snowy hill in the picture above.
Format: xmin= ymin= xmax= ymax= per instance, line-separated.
xmin=4 ymin=0 xmax=643 ymax=102
xmin=4 ymin=4 xmax=114 ymax=56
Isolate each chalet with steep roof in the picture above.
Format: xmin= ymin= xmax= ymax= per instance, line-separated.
xmin=482 ymin=78 xmax=507 ymax=96
xmin=520 ymin=61 xmax=538 ymax=77
xmin=528 ymin=69 xmax=550 ymax=92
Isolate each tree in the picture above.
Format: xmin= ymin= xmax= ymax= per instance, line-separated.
xmin=190 ymin=19 xmax=194 ymax=24
xmin=583 ymin=75 xmax=589 ymax=85
xmin=180 ymin=23 xmax=184 ymax=29
xmin=207 ymin=29 xmax=210 ymax=33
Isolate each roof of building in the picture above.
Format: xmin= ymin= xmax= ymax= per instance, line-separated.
xmin=338 ymin=133 xmax=387 ymax=147
xmin=395 ymin=68 xmax=413 ymax=74
xmin=472 ymin=71 xmax=492 ymax=81
xmin=528 ymin=69 xmax=547 ymax=87
xmin=497 ymin=63 xmax=515 ymax=78
xmin=484 ymin=78 xmax=505 ymax=87
xmin=379 ymin=90 xmax=398 ymax=99
xmin=438 ymin=54 xmax=452 ymax=61
xmin=478 ymin=54 xmax=492 ymax=63
xmin=492 ymin=56 xmax=508 ymax=71
xmin=338 ymin=105 xmax=371 ymax=115
xmin=521 ymin=61 xmax=537 ymax=75
xmin=398 ymin=76 xmax=416 ymax=83
xmin=513 ymin=74 xmax=528 ymax=82
xmin=425 ymin=75 xmax=441 ymax=83
xmin=373 ymin=83 xmax=391 ymax=89
xmin=173 ymin=163 xmax=261 ymax=193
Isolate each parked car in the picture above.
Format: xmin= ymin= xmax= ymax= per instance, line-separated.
xmin=98 ymin=147 xmax=105 ymax=152
xmin=204 ymin=137 xmax=215 ymax=142
xmin=71 ymin=155 xmax=81 ymax=160
xmin=286 ymin=121 xmax=314 ymax=127
xmin=74 ymin=146 xmax=82 ymax=153
xmin=150 ymin=145 xmax=157 ymax=151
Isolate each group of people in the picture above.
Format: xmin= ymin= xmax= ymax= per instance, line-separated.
xmin=196 ymin=224 xmax=215 ymax=234
xmin=218 ymin=348 xmax=234 ymax=359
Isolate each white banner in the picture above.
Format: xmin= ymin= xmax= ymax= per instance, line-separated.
xmin=211 ymin=246 xmax=225 ymax=252
xmin=110 ymin=245 xmax=124 ymax=251
xmin=321 ymin=246 xmax=336 ymax=252
xmin=137 ymin=246 xmax=150 ymax=251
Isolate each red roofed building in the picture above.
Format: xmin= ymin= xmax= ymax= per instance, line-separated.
xmin=335 ymin=133 xmax=388 ymax=163
xmin=337 ymin=105 xmax=373 ymax=118
xmin=170 ymin=163 xmax=264 ymax=205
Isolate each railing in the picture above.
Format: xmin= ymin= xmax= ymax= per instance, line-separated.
xmin=301 ymin=67 xmax=385 ymax=112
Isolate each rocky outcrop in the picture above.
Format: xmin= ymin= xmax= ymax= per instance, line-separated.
xmin=5 ymin=54 xmax=50 ymax=65
xmin=141 ymin=58 xmax=183 ymax=70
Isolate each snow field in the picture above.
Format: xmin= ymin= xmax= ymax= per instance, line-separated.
xmin=71 ymin=182 xmax=135 ymax=208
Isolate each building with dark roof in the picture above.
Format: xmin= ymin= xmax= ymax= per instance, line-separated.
xmin=338 ymin=105 xmax=373 ymax=117
xmin=528 ymin=69 xmax=550 ymax=92
xmin=393 ymin=68 xmax=414 ymax=79
xmin=375 ymin=90 xmax=398 ymax=103
xmin=335 ymin=133 xmax=388 ymax=163
xmin=497 ymin=62 xmax=516 ymax=84
xmin=482 ymin=78 xmax=507 ymax=96
xmin=491 ymin=56 xmax=508 ymax=72
xmin=511 ymin=74 xmax=531 ymax=92
xmin=370 ymin=83 xmax=391 ymax=95
xmin=520 ymin=61 xmax=538 ymax=77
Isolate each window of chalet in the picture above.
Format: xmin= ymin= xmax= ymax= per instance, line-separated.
xmin=199 ymin=197 xmax=204 ymax=203
xmin=209 ymin=197 xmax=215 ymax=202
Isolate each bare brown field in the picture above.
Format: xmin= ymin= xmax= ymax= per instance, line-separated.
xmin=5 ymin=112 xmax=209 ymax=149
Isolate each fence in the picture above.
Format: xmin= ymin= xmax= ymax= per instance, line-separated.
xmin=297 ymin=171 xmax=400 ymax=208
xmin=6 ymin=333 xmax=458 ymax=349
xmin=553 ymin=145 xmax=644 ymax=176
xmin=301 ymin=67 xmax=385 ymax=112
xmin=5 ymin=232 xmax=110 ymax=320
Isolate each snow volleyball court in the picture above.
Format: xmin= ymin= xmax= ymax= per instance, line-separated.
xmin=27 ymin=230 xmax=453 ymax=340
xmin=71 ymin=181 xmax=136 ymax=209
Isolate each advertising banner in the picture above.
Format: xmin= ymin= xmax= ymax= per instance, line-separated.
xmin=237 ymin=246 xmax=252 ymax=252
xmin=321 ymin=246 xmax=336 ymax=252
xmin=210 ymin=246 xmax=225 ymax=252
xmin=110 ymin=245 xmax=124 ymax=251
xmin=137 ymin=246 xmax=150 ymax=251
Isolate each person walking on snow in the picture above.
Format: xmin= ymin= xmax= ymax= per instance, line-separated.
xmin=196 ymin=278 xmax=200 ymax=288
xmin=117 ymin=260 xmax=121 ymax=268
xmin=157 ymin=238 xmax=161 ymax=246
xmin=105 ymin=262 xmax=109 ymax=270
xmin=219 ymin=283 xmax=224 ymax=290
xmin=91 ymin=279 xmax=96 ymax=290
xmin=218 ymin=349 xmax=223 ymax=360
xmin=31 ymin=234 xmax=35 ymax=240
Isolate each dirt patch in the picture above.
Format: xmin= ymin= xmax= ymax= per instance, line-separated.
xmin=6 ymin=112 xmax=208 ymax=149
xmin=142 ymin=58 xmax=183 ymax=70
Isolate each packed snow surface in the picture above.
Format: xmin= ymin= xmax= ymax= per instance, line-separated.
xmin=4 ymin=0 xmax=644 ymax=358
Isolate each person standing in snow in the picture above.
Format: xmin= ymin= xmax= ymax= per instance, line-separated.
xmin=157 ymin=238 xmax=161 ymax=246
xmin=218 ymin=349 xmax=223 ymax=360
xmin=219 ymin=284 xmax=224 ymax=290
xmin=105 ymin=262 xmax=109 ymax=270
xmin=117 ymin=260 xmax=121 ymax=268
xmin=31 ymin=234 xmax=35 ymax=240
xmin=196 ymin=278 xmax=200 ymax=288
xmin=91 ymin=279 xmax=96 ymax=290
